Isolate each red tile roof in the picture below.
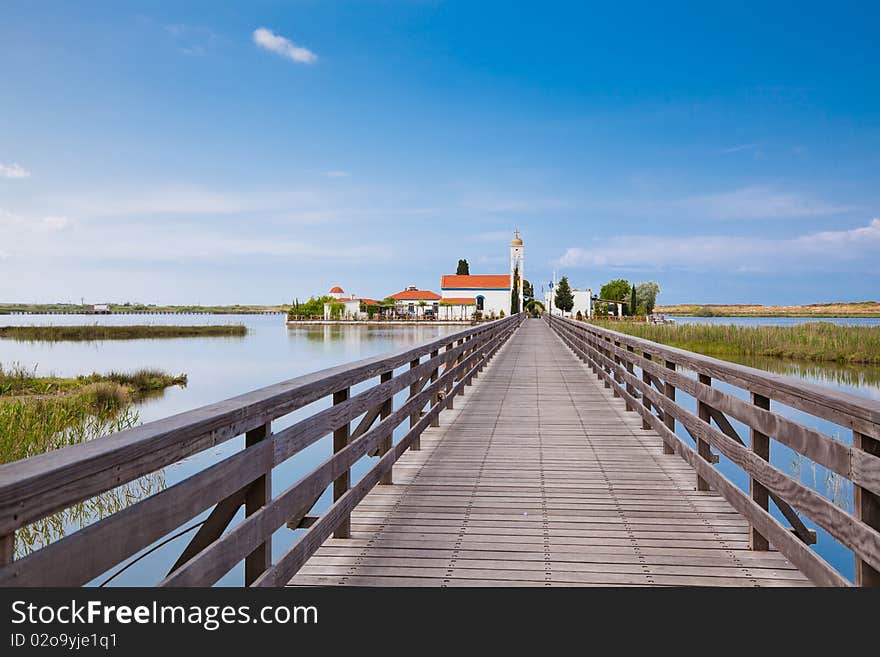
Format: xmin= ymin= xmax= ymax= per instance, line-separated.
xmin=329 ymin=286 xmax=344 ymax=293
xmin=440 ymin=297 xmax=476 ymax=305
xmin=441 ymin=274 xmax=510 ymax=289
xmin=389 ymin=289 xmax=442 ymax=301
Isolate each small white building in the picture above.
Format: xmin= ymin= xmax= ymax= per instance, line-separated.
xmin=322 ymin=286 xmax=379 ymax=320
xmin=439 ymin=297 xmax=476 ymax=320
xmin=388 ymin=287 xmax=442 ymax=318
xmin=440 ymin=232 xmax=525 ymax=318
xmin=545 ymin=286 xmax=598 ymax=318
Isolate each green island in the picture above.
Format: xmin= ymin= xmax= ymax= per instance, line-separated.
xmin=0 ymin=324 xmax=247 ymax=341
xmin=591 ymin=320 xmax=880 ymax=365
xmin=0 ymin=365 xmax=186 ymax=464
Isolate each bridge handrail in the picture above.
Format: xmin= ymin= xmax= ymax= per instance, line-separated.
xmin=547 ymin=314 xmax=880 ymax=587
xmin=0 ymin=313 xmax=524 ymax=586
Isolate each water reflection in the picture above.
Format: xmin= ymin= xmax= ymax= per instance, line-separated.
xmin=721 ymin=353 xmax=880 ymax=396
xmin=15 ymin=470 xmax=167 ymax=559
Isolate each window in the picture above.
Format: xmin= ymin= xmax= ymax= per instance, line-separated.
xmin=476 ymin=296 xmax=485 ymax=311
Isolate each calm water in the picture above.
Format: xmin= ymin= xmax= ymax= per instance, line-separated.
xmin=2 ymin=313 xmax=877 ymax=584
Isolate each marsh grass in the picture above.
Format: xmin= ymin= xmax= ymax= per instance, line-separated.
xmin=15 ymin=470 xmax=167 ymax=559
xmin=592 ymin=320 xmax=880 ymax=364
xmin=0 ymin=365 xmax=187 ymax=464
xmin=0 ymin=324 xmax=247 ymax=342
xmin=0 ymin=364 xmax=187 ymax=396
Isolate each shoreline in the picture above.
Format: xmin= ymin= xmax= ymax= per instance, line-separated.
xmin=286 ymin=319 xmax=476 ymax=326
xmin=656 ymin=302 xmax=880 ymax=318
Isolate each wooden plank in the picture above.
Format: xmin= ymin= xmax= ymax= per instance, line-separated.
xmin=245 ymin=422 xmax=272 ymax=585
xmin=855 ymin=430 xmax=880 ymax=586
xmin=168 ymin=485 xmax=248 ymax=575
xmin=333 ymin=388 xmax=351 ymax=539
xmin=600 ymin=336 xmax=880 ymax=496
xmin=379 ymin=372 xmax=394 ymax=486
xmin=0 ymin=439 xmax=274 ymax=586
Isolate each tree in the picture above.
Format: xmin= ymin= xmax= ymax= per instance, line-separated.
xmin=456 ymin=259 xmax=470 ymax=275
xmin=600 ymin=279 xmax=631 ymax=303
xmin=554 ymin=276 xmax=574 ymax=314
xmin=510 ymin=266 xmax=521 ymax=314
xmin=523 ymin=279 xmax=534 ymax=304
xmin=525 ymin=300 xmax=545 ymax=315
xmin=635 ymin=281 xmax=661 ymax=314
xmin=629 ymin=284 xmax=637 ymax=316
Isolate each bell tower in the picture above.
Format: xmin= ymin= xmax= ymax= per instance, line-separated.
xmin=510 ymin=230 xmax=524 ymax=313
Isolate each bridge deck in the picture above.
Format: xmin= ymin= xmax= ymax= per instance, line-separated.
xmin=290 ymin=318 xmax=810 ymax=586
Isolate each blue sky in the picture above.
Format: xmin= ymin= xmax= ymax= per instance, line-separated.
xmin=1 ymin=1 xmax=878 ymax=305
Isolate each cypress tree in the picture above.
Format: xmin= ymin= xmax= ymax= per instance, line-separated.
xmin=554 ymin=276 xmax=574 ymax=314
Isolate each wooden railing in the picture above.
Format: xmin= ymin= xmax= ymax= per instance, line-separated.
xmin=547 ymin=315 xmax=880 ymax=587
xmin=0 ymin=314 xmax=523 ymax=586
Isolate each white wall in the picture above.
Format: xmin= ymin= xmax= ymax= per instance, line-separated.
xmin=544 ymin=289 xmax=592 ymax=317
xmin=442 ymin=289 xmax=510 ymax=317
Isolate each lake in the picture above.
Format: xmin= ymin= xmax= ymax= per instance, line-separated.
xmin=2 ymin=313 xmax=877 ymax=584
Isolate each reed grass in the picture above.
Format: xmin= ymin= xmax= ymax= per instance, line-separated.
xmin=0 ymin=324 xmax=247 ymax=341
xmin=0 ymin=365 xmax=187 ymax=464
xmin=0 ymin=364 xmax=187 ymax=396
xmin=591 ymin=320 xmax=880 ymax=364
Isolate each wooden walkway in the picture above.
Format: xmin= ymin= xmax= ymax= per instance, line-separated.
xmin=290 ymin=318 xmax=810 ymax=587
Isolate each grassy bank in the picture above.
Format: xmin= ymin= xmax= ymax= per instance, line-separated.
xmin=0 ymin=303 xmax=288 ymax=314
xmin=0 ymin=366 xmax=186 ymax=464
xmin=591 ymin=320 xmax=880 ymax=364
xmin=655 ymin=301 xmax=880 ymax=317
xmin=0 ymin=324 xmax=247 ymax=341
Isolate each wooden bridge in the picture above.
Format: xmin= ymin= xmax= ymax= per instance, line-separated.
xmin=1 ymin=314 xmax=878 ymax=587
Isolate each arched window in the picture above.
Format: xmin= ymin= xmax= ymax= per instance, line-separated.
xmin=476 ymin=295 xmax=485 ymax=311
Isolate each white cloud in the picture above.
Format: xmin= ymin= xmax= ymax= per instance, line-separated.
xmin=0 ymin=162 xmax=31 ymax=179
xmin=0 ymin=209 xmax=76 ymax=233
xmin=555 ymin=218 xmax=880 ymax=274
xmin=180 ymin=45 xmax=207 ymax=57
xmin=325 ymin=170 xmax=349 ymax=178
xmin=581 ymin=185 xmax=853 ymax=222
xmin=253 ymin=27 xmax=317 ymax=64
xmin=694 ymin=186 xmax=847 ymax=221
xmin=722 ymin=143 xmax=758 ymax=153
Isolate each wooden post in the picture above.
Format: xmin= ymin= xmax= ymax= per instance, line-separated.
xmin=333 ymin=388 xmax=351 ymax=538
xmin=409 ymin=359 xmax=421 ymax=451
xmin=445 ymin=343 xmax=455 ymax=409
xmin=602 ymin=337 xmax=611 ymax=389
xmin=380 ymin=371 xmax=393 ymax=485
xmin=662 ymin=361 xmax=676 ymax=454
xmin=696 ymin=374 xmax=712 ymax=491
xmin=430 ymin=349 xmax=440 ymax=427
xmin=854 ymin=431 xmax=880 ymax=586
xmin=0 ymin=534 xmax=12 ymax=565
xmin=641 ymin=352 xmax=653 ymax=430
xmin=245 ymin=421 xmax=272 ymax=585
xmin=611 ymin=340 xmax=621 ymax=398
xmin=750 ymin=393 xmax=770 ymax=551
xmin=624 ymin=345 xmax=636 ymax=411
